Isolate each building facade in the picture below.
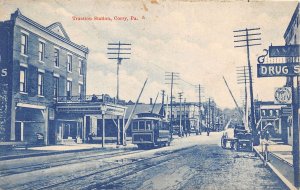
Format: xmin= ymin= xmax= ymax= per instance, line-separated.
xmin=166 ymin=102 xmax=200 ymax=132
xmin=284 ymin=3 xmax=300 ymax=146
xmin=0 ymin=9 xmax=89 ymax=145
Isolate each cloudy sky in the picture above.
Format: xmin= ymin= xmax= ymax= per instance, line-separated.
xmin=0 ymin=0 xmax=298 ymax=108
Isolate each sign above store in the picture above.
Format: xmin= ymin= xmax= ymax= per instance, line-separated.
xmin=269 ymin=45 xmax=300 ymax=57
xmin=257 ymin=63 xmax=300 ymax=77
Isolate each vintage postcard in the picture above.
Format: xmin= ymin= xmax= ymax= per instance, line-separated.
xmin=0 ymin=0 xmax=299 ymax=189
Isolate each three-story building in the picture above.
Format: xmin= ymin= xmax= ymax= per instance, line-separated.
xmin=0 ymin=9 xmax=89 ymax=145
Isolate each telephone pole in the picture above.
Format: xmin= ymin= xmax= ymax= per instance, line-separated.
xmin=107 ymin=42 xmax=131 ymax=145
xmin=208 ymin=98 xmax=211 ymax=131
xmin=237 ymin=65 xmax=252 ymax=129
xmin=178 ymin=92 xmax=183 ymax=137
xmin=234 ymin=27 xmax=261 ymax=145
xmin=196 ymin=84 xmax=204 ymax=135
xmin=161 ymin=90 xmax=165 ymax=117
xmin=165 ymin=72 xmax=180 ymax=140
xmin=107 ymin=42 xmax=131 ymax=101
xmin=184 ymin=98 xmax=187 ymax=136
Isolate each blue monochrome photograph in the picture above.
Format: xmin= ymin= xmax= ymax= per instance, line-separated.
xmin=0 ymin=0 xmax=299 ymax=189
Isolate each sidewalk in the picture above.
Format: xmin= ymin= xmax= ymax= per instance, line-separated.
xmin=253 ymin=139 xmax=296 ymax=190
xmin=0 ymin=135 xmax=197 ymax=161
xmin=0 ymin=140 xmax=135 ymax=161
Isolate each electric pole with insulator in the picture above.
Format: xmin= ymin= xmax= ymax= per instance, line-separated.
xmin=107 ymin=41 xmax=131 ymax=145
xmin=236 ymin=65 xmax=252 ymax=129
xmin=234 ymin=27 xmax=261 ymax=145
xmin=161 ymin=90 xmax=165 ymax=117
xmin=178 ymin=92 xmax=183 ymax=137
xmin=107 ymin=42 xmax=131 ymax=101
xmin=184 ymin=98 xmax=187 ymax=136
xmin=165 ymin=72 xmax=180 ymax=140
xmin=196 ymin=84 xmax=204 ymax=135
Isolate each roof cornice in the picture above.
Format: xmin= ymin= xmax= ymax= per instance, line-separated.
xmin=11 ymin=9 xmax=89 ymax=54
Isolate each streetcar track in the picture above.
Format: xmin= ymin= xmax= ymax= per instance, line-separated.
xmin=0 ymin=149 xmax=143 ymax=177
xmin=87 ymin=155 xmax=179 ymax=190
xmin=35 ymin=146 xmax=196 ymax=190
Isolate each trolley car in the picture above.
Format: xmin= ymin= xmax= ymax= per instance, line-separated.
xmin=132 ymin=112 xmax=171 ymax=149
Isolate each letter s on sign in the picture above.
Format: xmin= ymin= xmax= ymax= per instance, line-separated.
xmin=1 ymin=69 xmax=7 ymax=77
xmin=294 ymin=65 xmax=300 ymax=74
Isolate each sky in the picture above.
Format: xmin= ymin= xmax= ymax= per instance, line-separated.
xmin=0 ymin=0 xmax=298 ymax=109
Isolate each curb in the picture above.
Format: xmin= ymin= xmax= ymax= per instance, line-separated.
xmin=253 ymin=147 xmax=297 ymax=190
xmin=0 ymin=144 xmax=133 ymax=161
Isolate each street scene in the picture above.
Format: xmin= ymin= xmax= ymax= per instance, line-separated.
xmin=0 ymin=1 xmax=299 ymax=189
xmin=0 ymin=133 xmax=287 ymax=190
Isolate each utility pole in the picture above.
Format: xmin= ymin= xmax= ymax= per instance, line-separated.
xmin=184 ymin=98 xmax=187 ymax=136
xmin=107 ymin=42 xmax=131 ymax=145
xmin=196 ymin=84 xmax=204 ymax=135
xmin=291 ymin=76 xmax=299 ymax=187
xmin=161 ymin=90 xmax=165 ymax=117
xmin=234 ymin=28 xmax=261 ymax=145
xmin=212 ymin=101 xmax=215 ymax=131
xmin=237 ymin=65 xmax=252 ymax=128
xmin=165 ymin=72 xmax=180 ymax=140
xmin=178 ymin=92 xmax=183 ymax=137
xmin=107 ymin=42 xmax=131 ymax=101
xmin=208 ymin=98 xmax=211 ymax=131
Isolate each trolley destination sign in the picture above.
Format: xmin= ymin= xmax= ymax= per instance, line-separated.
xmin=257 ymin=63 xmax=300 ymax=77
xmin=269 ymin=45 xmax=300 ymax=57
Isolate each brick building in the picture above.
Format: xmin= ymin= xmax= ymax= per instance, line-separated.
xmin=284 ymin=3 xmax=299 ymax=146
xmin=0 ymin=9 xmax=89 ymax=145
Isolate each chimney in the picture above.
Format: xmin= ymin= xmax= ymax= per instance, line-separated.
xmin=150 ymin=98 xmax=153 ymax=105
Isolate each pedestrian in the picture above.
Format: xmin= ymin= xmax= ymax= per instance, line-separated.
xmin=91 ymin=94 xmax=98 ymax=102
xmin=88 ymin=132 xmax=93 ymax=143
xmin=187 ymin=125 xmax=191 ymax=136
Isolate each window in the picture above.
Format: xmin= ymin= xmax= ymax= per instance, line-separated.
xmin=19 ymin=67 xmax=27 ymax=92
xmin=67 ymin=54 xmax=72 ymax=72
xmin=146 ymin=121 xmax=152 ymax=130
xmin=21 ymin=34 xmax=28 ymax=55
xmin=38 ymin=42 xmax=45 ymax=62
xmin=54 ymin=77 xmax=59 ymax=99
xmin=38 ymin=72 xmax=44 ymax=96
xmin=133 ymin=121 xmax=138 ymax=131
xmin=78 ymin=83 xmax=83 ymax=97
xmin=54 ymin=48 xmax=59 ymax=67
xmin=78 ymin=60 xmax=83 ymax=75
xmin=138 ymin=121 xmax=145 ymax=130
xmin=67 ymin=80 xmax=72 ymax=97
xmin=270 ymin=110 xmax=273 ymax=116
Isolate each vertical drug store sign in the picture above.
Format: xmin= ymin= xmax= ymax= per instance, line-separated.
xmin=0 ymin=56 xmax=8 ymax=141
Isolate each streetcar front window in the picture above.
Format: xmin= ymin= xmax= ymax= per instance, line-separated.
xmin=139 ymin=121 xmax=145 ymax=130
xmin=133 ymin=121 xmax=138 ymax=131
xmin=146 ymin=120 xmax=152 ymax=130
